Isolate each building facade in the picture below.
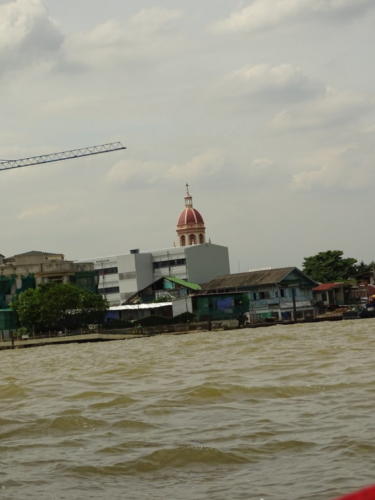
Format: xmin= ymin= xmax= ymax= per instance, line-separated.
xmin=87 ymin=243 xmax=230 ymax=306
xmin=0 ymin=251 xmax=94 ymax=285
xmin=200 ymin=267 xmax=317 ymax=321
xmin=0 ymin=251 xmax=97 ymax=307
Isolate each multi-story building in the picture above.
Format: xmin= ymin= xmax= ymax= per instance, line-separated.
xmin=82 ymin=188 xmax=230 ymax=306
xmin=0 ymin=250 xmax=97 ymax=307
xmin=0 ymin=251 xmax=94 ymax=285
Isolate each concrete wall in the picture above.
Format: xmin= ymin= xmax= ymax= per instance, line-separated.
xmin=185 ymin=243 xmax=230 ymax=284
xmin=172 ymin=297 xmax=192 ymax=317
xmin=117 ymin=253 xmax=153 ymax=302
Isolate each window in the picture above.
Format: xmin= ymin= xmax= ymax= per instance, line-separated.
xmin=280 ymin=288 xmax=285 ymax=297
xmin=98 ymin=266 xmax=118 ymax=275
xmin=98 ymin=286 xmax=120 ymax=294
xmin=259 ymin=291 xmax=270 ymax=299
xmin=153 ymin=258 xmax=186 ymax=270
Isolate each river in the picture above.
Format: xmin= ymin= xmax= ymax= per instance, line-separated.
xmin=1 ymin=319 xmax=374 ymax=500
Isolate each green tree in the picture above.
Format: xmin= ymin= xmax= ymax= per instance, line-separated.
xmin=12 ymin=283 xmax=108 ymax=333
xmin=302 ymin=250 xmax=358 ymax=283
xmin=355 ymin=260 xmax=375 ymax=277
xmin=12 ymin=288 xmax=43 ymax=333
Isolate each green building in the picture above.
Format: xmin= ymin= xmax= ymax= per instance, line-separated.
xmin=193 ymin=292 xmax=250 ymax=321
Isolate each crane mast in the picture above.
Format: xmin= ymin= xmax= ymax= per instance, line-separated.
xmin=0 ymin=142 xmax=126 ymax=172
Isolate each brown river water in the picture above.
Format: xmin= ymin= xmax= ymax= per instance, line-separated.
xmin=1 ymin=320 xmax=374 ymax=500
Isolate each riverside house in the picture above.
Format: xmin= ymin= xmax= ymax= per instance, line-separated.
xmin=196 ymin=267 xmax=317 ymax=322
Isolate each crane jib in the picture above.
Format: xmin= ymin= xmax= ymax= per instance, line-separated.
xmin=0 ymin=142 xmax=126 ymax=172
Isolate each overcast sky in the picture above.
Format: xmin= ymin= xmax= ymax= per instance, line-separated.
xmin=1 ymin=0 xmax=375 ymax=270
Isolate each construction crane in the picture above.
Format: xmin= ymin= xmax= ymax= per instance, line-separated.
xmin=0 ymin=141 xmax=126 ymax=173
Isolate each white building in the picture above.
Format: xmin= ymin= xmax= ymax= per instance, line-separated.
xmin=89 ymin=243 xmax=228 ymax=305
xmin=81 ymin=187 xmax=230 ymax=305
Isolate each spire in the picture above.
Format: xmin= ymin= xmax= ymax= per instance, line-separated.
xmin=184 ymin=183 xmax=193 ymax=207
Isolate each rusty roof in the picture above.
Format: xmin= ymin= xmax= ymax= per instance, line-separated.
xmin=203 ymin=267 xmax=302 ymax=291
xmin=313 ymin=282 xmax=344 ymax=291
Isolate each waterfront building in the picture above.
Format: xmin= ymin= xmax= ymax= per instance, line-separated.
xmin=81 ymin=188 xmax=230 ymax=306
xmin=313 ymin=282 xmax=349 ymax=310
xmin=0 ymin=251 xmax=97 ymax=307
xmin=197 ymin=267 xmax=317 ymax=321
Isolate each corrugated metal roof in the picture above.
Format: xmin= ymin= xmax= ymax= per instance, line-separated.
xmin=165 ymin=276 xmax=201 ymax=290
xmin=12 ymin=250 xmax=62 ymax=257
xmin=203 ymin=267 xmax=303 ymax=290
xmin=313 ymin=282 xmax=344 ymax=291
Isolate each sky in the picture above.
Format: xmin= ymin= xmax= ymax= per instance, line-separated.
xmin=1 ymin=0 xmax=375 ymax=271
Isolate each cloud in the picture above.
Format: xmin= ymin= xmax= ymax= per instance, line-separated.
xmin=213 ymin=0 xmax=374 ymax=33
xmin=17 ymin=203 xmax=60 ymax=220
xmin=106 ymin=151 xmax=283 ymax=193
xmin=272 ymin=86 xmax=370 ymax=130
xmin=106 ymin=150 xmax=227 ymax=189
xmin=106 ymin=159 xmax=165 ymax=189
xmin=224 ymin=64 xmax=321 ymax=102
xmin=0 ymin=0 xmax=63 ymax=74
xmin=219 ymin=63 xmax=370 ymax=129
xmin=62 ymin=8 xmax=183 ymax=69
xmin=167 ymin=150 xmax=226 ymax=182
xmin=291 ymin=146 xmax=375 ymax=192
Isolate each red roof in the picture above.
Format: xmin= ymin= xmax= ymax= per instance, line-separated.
xmin=177 ymin=207 xmax=204 ymax=227
xmin=313 ymin=282 xmax=344 ymax=292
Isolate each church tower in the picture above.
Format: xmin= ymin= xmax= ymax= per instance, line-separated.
xmin=176 ymin=185 xmax=206 ymax=247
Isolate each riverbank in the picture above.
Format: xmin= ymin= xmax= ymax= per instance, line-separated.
xmin=0 ymin=321 xmax=219 ymax=351
xmin=0 ymin=314 xmax=352 ymax=351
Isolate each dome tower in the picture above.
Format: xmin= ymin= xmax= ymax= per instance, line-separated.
xmin=176 ymin=185 xmax=206 ymax=247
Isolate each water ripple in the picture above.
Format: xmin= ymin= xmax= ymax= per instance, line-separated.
xmin=1 ymin=320 xmax=375 ymax=499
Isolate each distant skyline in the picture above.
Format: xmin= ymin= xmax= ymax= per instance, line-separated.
xmin=1 ymin=0 xmax=375 ymax=270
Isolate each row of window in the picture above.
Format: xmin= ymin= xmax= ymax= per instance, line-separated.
xmin=96 ymin=262 xmax=187 ymax=274
xmin=153 ymin=258 xmax=186 ymax=270
xmin=251 ymin=288 xmax=304 ymax=300
xmin=98 ymin=286 xmax=120 ymax=295
xmin=252 ymin=289 xmax=286 ymax=300
xmin=97 ymin=267 xmax=118 ymax=276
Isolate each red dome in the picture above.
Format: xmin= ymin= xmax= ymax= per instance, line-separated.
xmin=177 ymin=207 xmax=204 ymax=227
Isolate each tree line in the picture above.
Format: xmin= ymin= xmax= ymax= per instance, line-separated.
xmin=302 ymin=250 xmax=374 ymax=283
xmin=12 ymin=283 xmax=108 ymax=334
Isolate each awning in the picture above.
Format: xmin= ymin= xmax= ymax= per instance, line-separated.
xmin=109 ymin=302 xmax=172 ymax=311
